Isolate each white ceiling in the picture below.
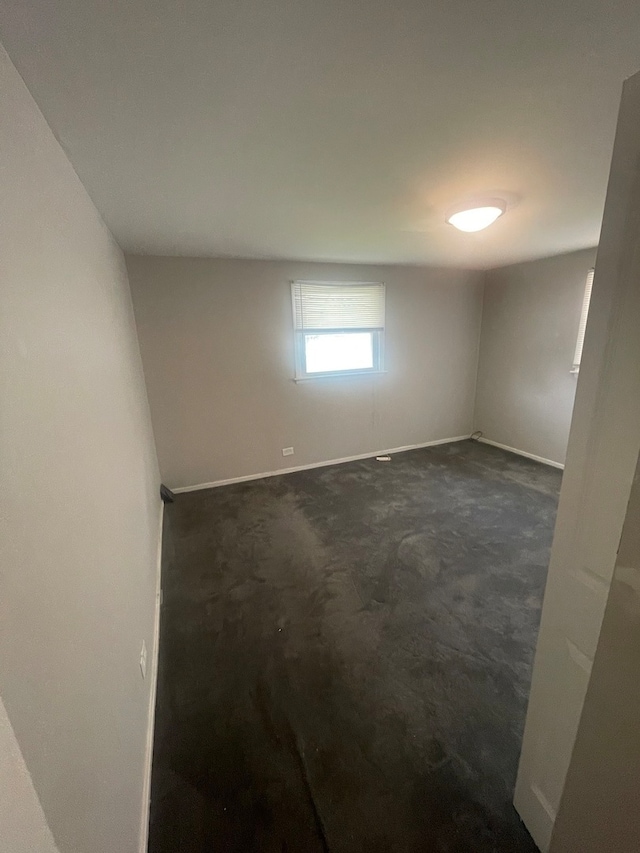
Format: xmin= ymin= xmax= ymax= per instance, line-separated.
xmin=2 ymin=0 xmax=640 ymax=268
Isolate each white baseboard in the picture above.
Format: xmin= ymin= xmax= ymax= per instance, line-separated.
xmin=139 ymin=501 xmax=164 ymax=853
xmin=478 ymin=437 xmax=565 ymax=470
xmin=172 ymin=435 xmax=471 ymax=493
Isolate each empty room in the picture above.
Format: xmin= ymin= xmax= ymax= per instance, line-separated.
xmin=2 ymin=3 xmax=640 ymax=853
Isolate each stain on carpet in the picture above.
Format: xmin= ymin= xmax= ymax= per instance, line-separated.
xmin=149 ymin=440 xmax=560 ymax=852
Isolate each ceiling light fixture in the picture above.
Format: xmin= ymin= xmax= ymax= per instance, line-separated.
xmin=446 ymin=198 xmax=506 ymax=232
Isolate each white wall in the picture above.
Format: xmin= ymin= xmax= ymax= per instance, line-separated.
xmin=475 ymin=248 xmax=597 ymax=466
xmin=515 ymin=70 xmax=640 ymax=851
xmin=0 ymin=43 xmax=161 ymax=853
xmin=127 ymin=256 xmax=483 ymax=489
xmin=0 ymin=697 xmax=60 ymax=853
xmin=550 ymin=452 xmax=640 ymax=852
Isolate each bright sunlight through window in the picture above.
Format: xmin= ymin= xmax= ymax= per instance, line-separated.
xmin=292 ymin=281 xmax=385 ymax=379
xmin=305 ymin=332 xmax=374 ymax=374
xmin=571 ymin=268 xmax=594 ymax=374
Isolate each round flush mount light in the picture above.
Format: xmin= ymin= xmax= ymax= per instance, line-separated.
xmin=446 ymin=198 xmax=506 ymax=232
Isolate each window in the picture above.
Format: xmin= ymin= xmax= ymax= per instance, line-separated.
xmin=292 ymin=281 xmax=385 ymax=379
xmin=571 ymin=268 xmax=595 ymax=373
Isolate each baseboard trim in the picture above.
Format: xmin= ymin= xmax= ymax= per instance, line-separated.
xmin=172 ymin=435 xmax=472 ymax=493
xmin=139 ymin=500 xmax=164 ymax=853
xmin=478 ymin=437 xmax=565 ymax=470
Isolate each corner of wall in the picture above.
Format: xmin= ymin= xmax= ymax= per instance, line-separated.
xmin=471 ymin=269 xmax=489 ymax=433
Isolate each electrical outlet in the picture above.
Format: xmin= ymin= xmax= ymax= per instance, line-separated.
xmin=282 ymin=447 xmax=294 ymax=457
xmin=140 ymin=640 xmax=147 ymax=680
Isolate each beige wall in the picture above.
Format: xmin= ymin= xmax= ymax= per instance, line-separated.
xmin=475 ymin=248 xmax=597 ymax=466
xmin=127 ymin=256 xmax=483 ymax=489
xmin=550 ymin=453 xmax=640 ymax=853
xmin=0 ymin=43 xmax=160 ymax=853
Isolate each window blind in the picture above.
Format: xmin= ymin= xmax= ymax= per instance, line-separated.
xmin=573 ymin=268 xmax=595 ymax=370
xmin=292 ymin=281 xmax=385 ymax=331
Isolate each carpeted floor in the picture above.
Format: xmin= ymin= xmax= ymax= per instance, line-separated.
xmin=149 ymin=439 xmax=560 ymax=852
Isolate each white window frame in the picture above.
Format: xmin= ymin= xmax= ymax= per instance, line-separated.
xmin=571 ymin=268 xmax=595 ymax=374
xmin=291 ymin=281 xmax=386 ymax=381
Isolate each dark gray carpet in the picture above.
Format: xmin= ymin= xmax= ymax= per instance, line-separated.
xmin=150 ymin=439 xmax=560 ymax=852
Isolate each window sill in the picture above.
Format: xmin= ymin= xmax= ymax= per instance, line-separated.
xmin=293 ymin=370 xmax=387 ymax=383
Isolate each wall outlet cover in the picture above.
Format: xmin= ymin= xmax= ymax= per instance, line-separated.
xmin=282 ymin=447 xmax=294 ymax=456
